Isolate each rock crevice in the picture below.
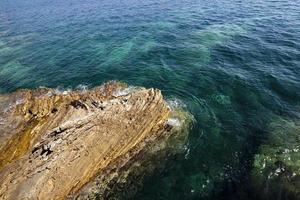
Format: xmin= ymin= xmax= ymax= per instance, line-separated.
xmin=0 ymin=82 xmax=192 ymax=200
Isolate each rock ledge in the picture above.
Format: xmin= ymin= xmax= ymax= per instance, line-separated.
xmin=0 ymin=81 xmax=192 ymax=200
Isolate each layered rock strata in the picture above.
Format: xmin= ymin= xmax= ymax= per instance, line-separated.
xmin=0 ymin=82 xmax=192 ymax=200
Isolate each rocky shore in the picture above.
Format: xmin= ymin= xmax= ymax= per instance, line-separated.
xmin=0 ymin=81 xmax=193 ymax=200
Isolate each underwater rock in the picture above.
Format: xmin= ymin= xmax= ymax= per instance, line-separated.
xmin=0 ymin=81 xmax=192 ymax=200
xmin=251 ymin=118 xmax=300 ymax=200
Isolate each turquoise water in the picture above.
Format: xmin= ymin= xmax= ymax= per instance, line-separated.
xmin=1 ymin=0 xmax=300 ymax=199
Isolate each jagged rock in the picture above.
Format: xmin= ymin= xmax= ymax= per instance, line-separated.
xmin=0 ymin=81 xmax=192 ymax=200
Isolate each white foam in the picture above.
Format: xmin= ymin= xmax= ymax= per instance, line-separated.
xmin=54 ymin=86 xmax=72 ymax=95
xmin=166 ymin=98 xmax=186 ymax=109
xmin=76 ymin=84 xmax=89 ymax=93
xmin=167 ymin=118 xmax=181 ymax=127
xmin=112 ymin=86 xmax=138 ymax=97
xmin=184 ymin=145 xmax=190 ymax=160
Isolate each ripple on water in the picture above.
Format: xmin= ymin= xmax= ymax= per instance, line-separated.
xmin=0 ymin=0 xmax=299 ymax=199
xmin=195 ymin=24 xmax=247 ymax=45
xmin=0 ymin=61 xmax=32 ymax=92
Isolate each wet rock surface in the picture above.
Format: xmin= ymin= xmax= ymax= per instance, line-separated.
xmin=0 ymin=81 xmax=192 ymax=200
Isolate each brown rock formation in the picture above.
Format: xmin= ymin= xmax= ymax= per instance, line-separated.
xmin=0 ymin=81 xmax=192 ymax=200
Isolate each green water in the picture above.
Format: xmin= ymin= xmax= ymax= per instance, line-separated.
xmin=0 ymin=0 xmax=300 ymax=199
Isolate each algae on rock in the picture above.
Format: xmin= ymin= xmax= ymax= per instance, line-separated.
xmin=251 ymin=117 xmax=300 ymax=199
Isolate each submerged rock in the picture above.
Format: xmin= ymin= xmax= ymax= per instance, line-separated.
xmin=251 ymin=118 xmax=300 ymax=200
xmin=0 ymin=81 xmax=193 ymax=200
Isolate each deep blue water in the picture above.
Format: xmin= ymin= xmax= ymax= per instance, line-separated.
xmin=0 ymin=0 xmax=300 ymax=199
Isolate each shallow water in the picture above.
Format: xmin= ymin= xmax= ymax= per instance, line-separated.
xmin=0 ymin=0 xmax=300 ymax=199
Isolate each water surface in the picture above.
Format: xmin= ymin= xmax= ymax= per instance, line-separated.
xmin=0 ymin=0 xmax=300 ymax=199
